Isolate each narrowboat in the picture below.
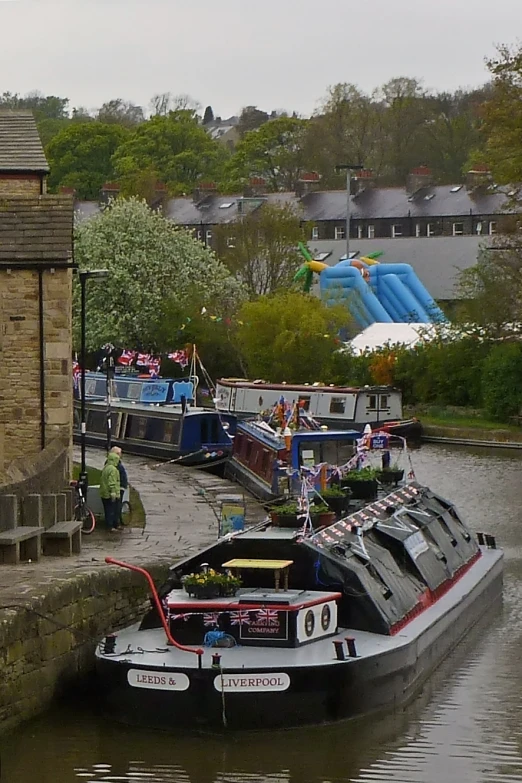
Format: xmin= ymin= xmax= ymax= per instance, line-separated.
xmin=73 ymin=372 xmax=235 ymax=468
xmin=97 ymin=481 xmax=503 ymax=731
xmin=225 ymin=418 xmax=361 ymax=501
xmin=215 ymin=378 xmax=421 ymax=442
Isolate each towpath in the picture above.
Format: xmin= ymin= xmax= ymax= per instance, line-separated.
xmin=0 ymin=449 xmax=265 ymax=610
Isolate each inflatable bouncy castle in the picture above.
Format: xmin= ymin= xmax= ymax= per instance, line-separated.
xmin=295 ymin=244 xmax=447 ymax=328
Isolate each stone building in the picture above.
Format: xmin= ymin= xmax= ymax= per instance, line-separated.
xmin=0 ymin=110 xmax=74 ymax=489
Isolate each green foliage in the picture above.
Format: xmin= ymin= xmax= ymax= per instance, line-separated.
xmin=227 ymin=116 xmax=309 ymax=191
xmin=481 ymin=342 xmax=522 ymax=420
xmin=46 ymin=122 xmax=128 ymax=199
xmin=73 ymin=197 xmax=245 ymax=350
xmin=456 ymin=244 xmax=522 ymax=329
xmin=214 ymin=203 xmax=305 ymax=296
xmin=234 ymin=292 xmax=349 ymax=383
xmin=111 ymin=111 xmax=224 ymax=194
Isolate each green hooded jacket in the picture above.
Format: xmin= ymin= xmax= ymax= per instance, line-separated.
xmin=99 ymin=452 xmax=121 ymax=499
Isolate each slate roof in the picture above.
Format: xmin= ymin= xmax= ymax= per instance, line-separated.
xmin=0 ymin=110 xmax=49 ymax=173
xmin=0 ymin=196 xmax=73 ymax=263
xmin=163 ymin=192 xmax=301 ymax=226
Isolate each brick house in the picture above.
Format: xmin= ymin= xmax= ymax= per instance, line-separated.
xmin=0 ymin=110 xmax=74 ymax=487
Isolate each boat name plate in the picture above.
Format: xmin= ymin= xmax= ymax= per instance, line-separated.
xmin=213 ymin=672 xmax=290 ymax=693
xmin=127 ymin=669 xmax=190 ymax=691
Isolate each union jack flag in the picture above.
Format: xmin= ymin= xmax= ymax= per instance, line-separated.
xmin=229 ymin=610 xmax=252 ymax=626
xmin=148 ymin=357 xmax=161 ymax=376
xmin=136 ymin=353 xmax=151 ymax=367
xmin=203 ymin=612 xmax=220 ymax=626
xmin=255 ymin=608 xmax=280 ymax=626
xmin=117 ymin=349 xmax=136 ymax=366
xmin=168 ymin=349 xmax=189 ymax=369
xmin=72 ymin=359 xmax=80 ymax=389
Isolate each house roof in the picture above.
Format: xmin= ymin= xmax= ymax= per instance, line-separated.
xmin=0 ymin=110 xmax=49 ymax=173
xmin=164 ymin=192 xmax=300 ymax=226
xmin=308 ymin=237 xmax=489 ymax=299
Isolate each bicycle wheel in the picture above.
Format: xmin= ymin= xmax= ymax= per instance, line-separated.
xmin=75 ymin=502 xmax=96 ymax=535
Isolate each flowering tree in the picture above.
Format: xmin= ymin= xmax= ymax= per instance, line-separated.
xmin=74 ymin=198 xmax=245 ymax=350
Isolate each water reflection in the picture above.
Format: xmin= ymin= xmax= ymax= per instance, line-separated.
xmin=5 ymin=444 xmax=522 ymax=783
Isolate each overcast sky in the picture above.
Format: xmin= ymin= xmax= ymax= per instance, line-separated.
xmin=0 ymin=0 xmax=519 ymax=117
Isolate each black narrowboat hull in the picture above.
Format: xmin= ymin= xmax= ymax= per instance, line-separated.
xmin=95 ymin=548 xmax=502 ymax=731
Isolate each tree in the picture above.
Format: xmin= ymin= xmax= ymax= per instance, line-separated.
xmin=0 ymin=90 xmax=69 ymax=121
xmin=480 ymin=44 xmax=522 ymax=183
xmin=234 ymin=292 xmax=349 ymax=383
xmin=111 ymin=110 xmax=223 ymax=194
xmin=237 ymin=106 xmax=269 ymax=137
xmin=214 ymin=203 xmax=305 ymax=296
xmin=97 ymin=98 xmax=145 ymax=128
xmin=203 ymin=105 xmax=215 ymax=125
xmin=73 ymin=198 xmax=245 ymax=350
xmin=228 ymin=116 xmax=309 ymax=191
xmin=46 ymin=122 xmax=128 ymax=199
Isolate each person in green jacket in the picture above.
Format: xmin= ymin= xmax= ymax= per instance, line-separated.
xmin=100 ymin=451 xmax=121 ymax=531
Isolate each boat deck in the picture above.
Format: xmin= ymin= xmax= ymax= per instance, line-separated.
xmin=97 ymin=547 xmax=502 ymax=670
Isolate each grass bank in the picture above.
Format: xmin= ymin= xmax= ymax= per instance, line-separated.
xmin=72 ymin=464 xmax=146 ymax=528
xmin=407 ymin=405 xmax=522 ymax=444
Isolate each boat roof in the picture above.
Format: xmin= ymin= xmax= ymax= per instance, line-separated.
xmin=237 ymin=419 xmax=360 ymax=449
xmin=83 ymin=399 xmax=219 ymax=417
xmin=218 ymin=378 xmax=398 ymax=394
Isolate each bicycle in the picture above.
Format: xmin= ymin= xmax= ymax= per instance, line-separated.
xmin=71 ymin=479 xmax=96 ymax=535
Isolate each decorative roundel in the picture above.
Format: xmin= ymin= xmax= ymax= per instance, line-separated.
xmin=321 ymin=603 xmax=331 ymax=632
xmin=304 ymin=609 xmax=315 ymax=637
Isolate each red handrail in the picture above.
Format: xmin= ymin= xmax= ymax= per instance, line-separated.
xmin=105 ymin=557 xmax=204 ymax=657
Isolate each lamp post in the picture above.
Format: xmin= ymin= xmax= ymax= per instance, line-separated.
xmin=78 ymin=269 xmax=109 ymax=497
xmin=335 ymin=164 xmax=364 ymax=260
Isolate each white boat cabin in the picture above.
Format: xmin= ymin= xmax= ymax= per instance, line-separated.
xmin=215 ymin=379 xmax=403 ymax=428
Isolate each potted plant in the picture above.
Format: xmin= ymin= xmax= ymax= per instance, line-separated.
xmin=216 ymin=571 xmax=242 ymax=597
xmin=318 ymin=485 xmax=352 ymax=516
xmin=310 ymin=502 xmax=336 ymax=528
xmin=340 ymin=466 xmax=379 ymax=500
xmin=182 ymin=568 xmax=224 ymax=599
xmin=269 ymin=501 xmax=304 ymax=528
xmin=377 ymin=463 xmax=405 ymax=486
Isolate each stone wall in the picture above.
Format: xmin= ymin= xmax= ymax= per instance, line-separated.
xmin=0 ymin=562 xmax=170 ymax=733
xmin=0 ymin=195 xmax=73 ymax=479
xmin=0 ymin=175 xmax=43 ymax=196
xmin=0 ymin=437 xmax=70 ymax=499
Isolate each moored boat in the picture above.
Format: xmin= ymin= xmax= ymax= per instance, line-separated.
xmin=215 ymin=378 xmax=422 ymax=443
xmin=96 ymin=479 xmax=503 ymax=731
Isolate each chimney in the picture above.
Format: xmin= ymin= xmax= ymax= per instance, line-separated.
xmin=353 ymin=169 xmax=375 ymax=196
xmin=406 ymin=166 xmax=433 ymax=195
xmin=193 ymin=181 xmax=217 ymax=203
xmin=466 ymin=164 xmax=492 ymax=191
xmin=296 ymin=171 xmax=322 ymax=197
xmin=100 ymin=181 xmax=120 ymax=203
xmin=244 ymin=177 xmax=268 ymax=197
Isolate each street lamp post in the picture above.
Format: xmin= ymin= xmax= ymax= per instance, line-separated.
xmin=78 ymin=269 xmax=109 ymax=498
xmin=335 ymin=164 xmax=364 ymax=260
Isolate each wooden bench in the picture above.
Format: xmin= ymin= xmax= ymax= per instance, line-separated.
xmin=222 ymin=558 xmax=294 ymax=592
xmin=43 ymin=520 xmax=82 ymax=556
xmin=0 ymin=527 xmax=43 ymax=565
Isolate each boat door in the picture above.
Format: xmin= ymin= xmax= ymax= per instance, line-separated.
xmin=376 ymin=391 xmax=392 ymax=422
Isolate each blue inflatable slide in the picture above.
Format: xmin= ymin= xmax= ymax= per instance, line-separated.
xmin=319 ymin=260 xmax=447 ymax=328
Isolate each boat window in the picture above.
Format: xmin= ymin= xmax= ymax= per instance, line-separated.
xmin=329 ymin=397 xmax=346 ymax=414
xmin=321 ymin=440 xmax=355 ymax=467
xmin=148 ymin=418 xmax=166 ymax=442
xmin=261 ymin=449 xmax=271 ymax=475
xmin=163 ymin=419 xmax=180 ymax=444
xmin=380 ymin=395 xmax=389 ymax=409
xmin=126 ymin=415 xmax=148 ymax=439
xmin=201 ymin=418 xmax=209 ymax=443
xmin=299 ymin=395 xmax=311 ymax=411
xmin=245 ymin=438 xmax=253 ymax=462
xmin=87 ymin=410 xmax=107 ymax=434
xmin=368 ymin=395 xmax=377 ymax=410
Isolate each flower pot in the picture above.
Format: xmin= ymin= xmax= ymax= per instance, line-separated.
xmin=377 ymin=469 xmax=404 ymax=486
xmin=312 ymin=510 xmax=336 ymax=529
xmin=270 ymin=512 xmax=304 ymax=528
xmin=185 ymin=584 xmax=221 ymax=600
xmin=219 ymin=584 xmax=239 ymax=597
xmin=324 ymin=495 xmax=351 ymax=516
xmin=341 ymin=478 xmax=378 ymax=500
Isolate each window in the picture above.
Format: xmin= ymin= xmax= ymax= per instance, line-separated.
xmin=205 ymin=230 xmax=212 ymax=244
xmin=380 ymin=395 xmax=389 ymax=409
xmin=476 ymin=222 xmax=483 ymax=235
xmin=196 ymin=229 xmax=203 ymax=241
xmin=391 ymin=224 xmax=402 ymax=238
xmin=450 ymin=185 xmax=463 ymax=193
xmin=219 ymin=202 xmax=234 ymax=209
xmin=368 ymin=395 xmax=377 ymax=410
xmin=298 ymin=395 xmax=311 ymax=411
xmin=334 ymin=226 xmax=345 ymax=240
xmin=427 ymin=223 xmax=435 ymax=237
xmin=415 ymin=223 xmax=421 ymax=238
xmin=367 ymin=225 xmax=375 ymax=239
xmin=226 ymin=236 xmax=236 ymax=248
xmin=357 ymin=225 xmax=363 ymax=239
xmin=452 ymin=223 xmax=464 ymax=236
xmin=329 ymin=397 xmax=346 ymax=414
xmin=489 ymin=221 xmax=497 ymax=235
xmin=311 ymin=226 xmax=319 ymax=240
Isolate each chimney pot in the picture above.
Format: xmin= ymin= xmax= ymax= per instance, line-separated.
xmin=407 ymin=166 xmax=433 ymax=194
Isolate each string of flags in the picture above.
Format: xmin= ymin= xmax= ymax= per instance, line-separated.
xmin=115 ymin=349 xmax=190 ymax=374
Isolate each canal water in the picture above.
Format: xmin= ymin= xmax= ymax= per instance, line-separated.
xmin=4 ymin=444 xmax=522 ymax=783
